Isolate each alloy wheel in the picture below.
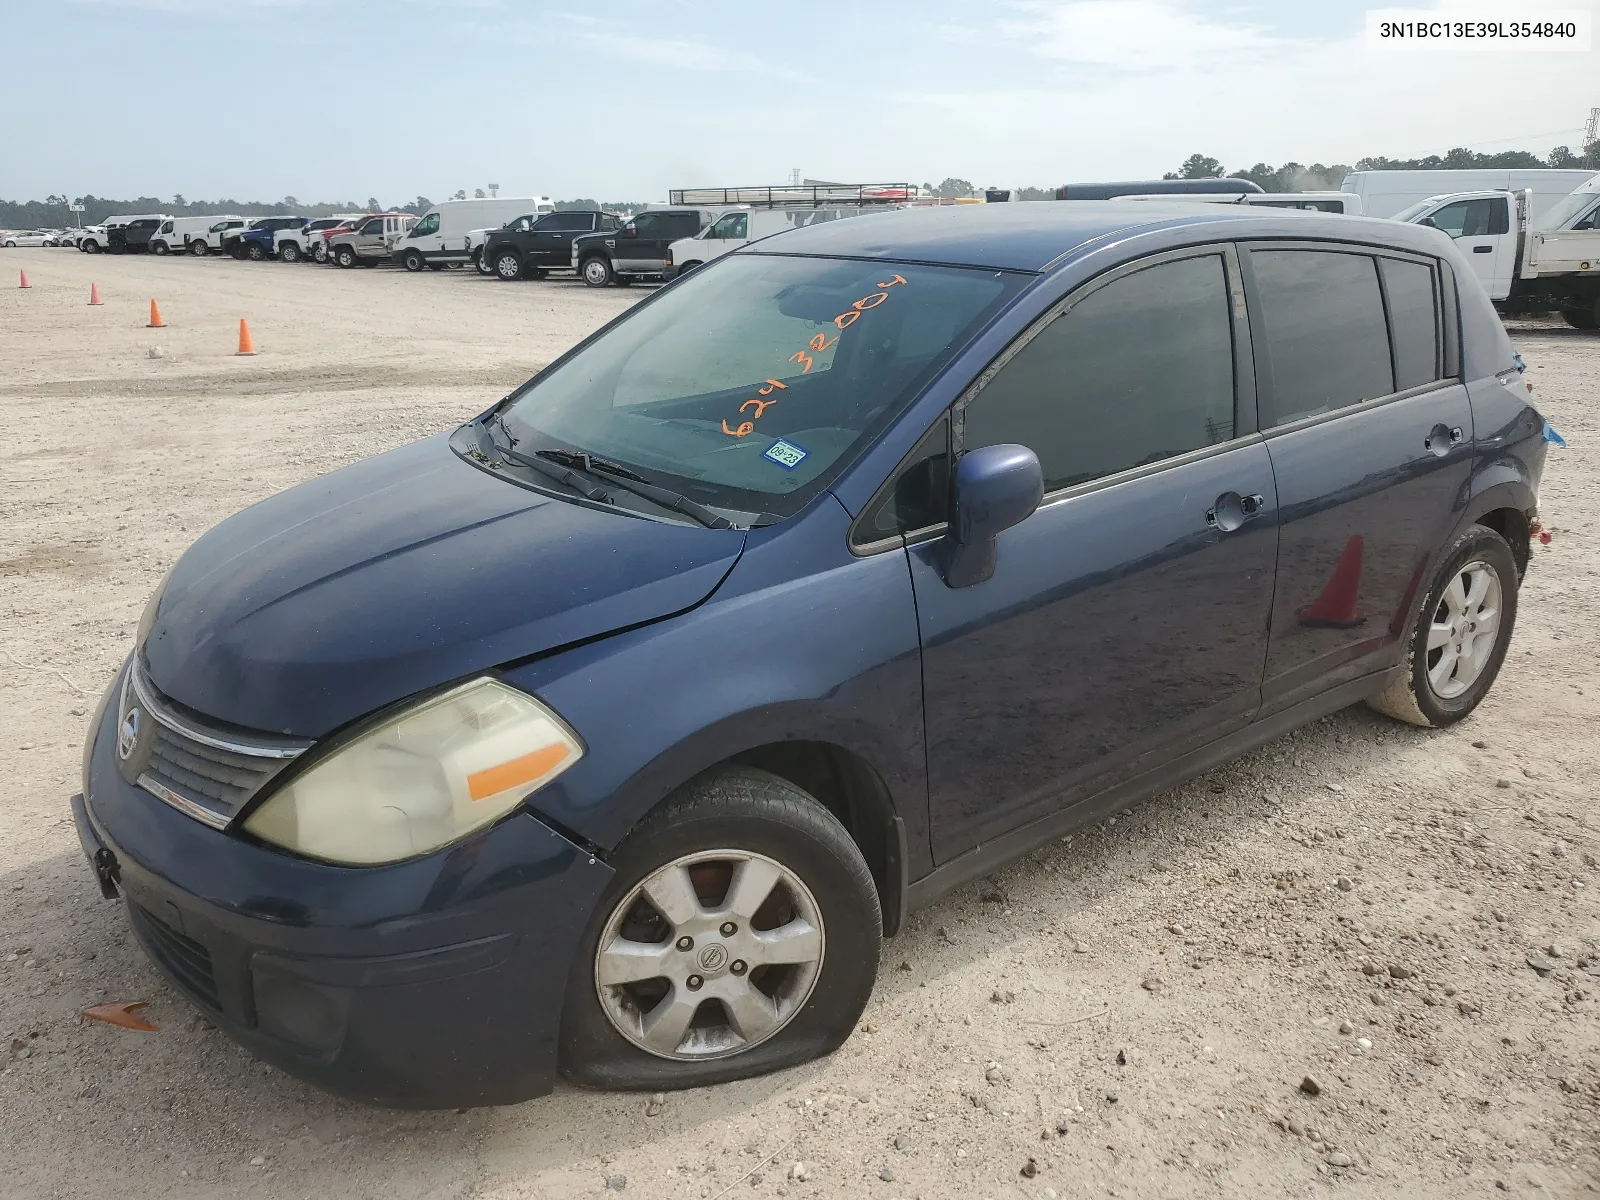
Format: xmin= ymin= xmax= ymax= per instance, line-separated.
xmin=1426 ymin=560 xmax=1502 ymax=700
xmin=594 ymin=849 xmax=825 ymax=1061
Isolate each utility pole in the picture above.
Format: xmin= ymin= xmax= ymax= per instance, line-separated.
xmin=1585 ymin=107 xmax=1599 ymax=147
xmin=790 ymin=168 xmax=801 ymax=186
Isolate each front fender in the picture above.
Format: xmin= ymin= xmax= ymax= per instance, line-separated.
xmin=498 ymin=496 xmax=931 ymax=879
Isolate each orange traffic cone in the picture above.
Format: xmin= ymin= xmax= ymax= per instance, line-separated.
xmin=1298 ymin=535 xmax=1367 ymax=628
xmin=236 ymin=319 xmax=256 ymax=356
xmin=88 ymin=283 xmax=102 ymax=305
xmin=148 ymin=299 xmax=165 ymax=328
xmin=18 ymin=270 xmax=29 ymax=288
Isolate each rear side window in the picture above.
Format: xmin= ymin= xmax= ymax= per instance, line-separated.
xmin=547 ymin=213 xmax=594 ymax=231
xmin=1380 ymin=257 xmax=1441 ymax=391
xmin=1250 ymin=249 xmax=1394 ymax=427
xmin=963 ymin=254 xmax=1236 ymax=493
xmin=669 ymin=213 xmax=704 ymax=237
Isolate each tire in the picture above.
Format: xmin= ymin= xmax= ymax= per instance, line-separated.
xmin=474 ymin=249 xmax=494 ymax=276
xmin=189 ymin=240 xmax=208 ymax=257
xmin=151 ymin=241 xmax=169 ymax=256
xmin=83 ymin=240 xmax=100 ymax=253
xmin=402 ymin=249 xmax=425 ymax=272
xmin=494 ymin=249 xmax=523 ymax=281
xmin=1560 ymin=298 xmax=1599 ymax=330
xmin=279 ymin=242 xmax=301 ymax=263
xmin=427 ymin=262 xmax=445 ymax=271
xmin=313 ymin=242 xmax=329 ymax=264
xmin=559 ymin=767 xmax=880 ymax=1091
xmin=1367 ymin=524 xmax=1520 ymax=728
xmin=246 ymin=242 xmax=266 ymax=261
xmin=678 ymin=260 xmax=703 ymax=276
xmin=3 ymin=240 xmax=14 ymax=248
xmin=335 ymin=245 xmax=357 ymax=269
xmin=581 ymin=255 xmax=614 ymax=287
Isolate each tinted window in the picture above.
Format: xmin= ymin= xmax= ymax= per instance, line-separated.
xmin=668 ymin=213 xmax=704 ymax=237
xmin=858 ymin=414 xmax=950 ymax=542
xmin=629 ymin=213 xmax=659 ymax=236
xmin=413 ymin=212 xmax=439 ymax=236
xmin=545 ymin=212 xmax=594 ymax=232
xmin=1426 ymin=199 xmax=1494 ymax=239
xmin=963 ymin=254 xmax=1236 ymax=492
xmin=1380 ymin=258 xmax=1440 ymax=391
xmin=1250 ymin=250 xmax=1394 ymax=426
xmin=360 ymin=219 xmax=383 ymax=235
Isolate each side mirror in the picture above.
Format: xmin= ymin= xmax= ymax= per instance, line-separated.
xmin=941 ymin=445 xmax=1043 ymax=588
xmin=624 ymin=225 xmax=638 ymax=237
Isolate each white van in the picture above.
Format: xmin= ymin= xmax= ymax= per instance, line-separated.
xmin=395 ymin=197 xmax=555 ymax=271
xmin=662 ymin=206 xmax=880 ymax=279
xmin=1340 ymin=169 xmax=1598 ymax=221
xmin=150 ymin=215 xmax=243 ymax=256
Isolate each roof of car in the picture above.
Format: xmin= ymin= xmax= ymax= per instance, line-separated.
xmin=744 ymin=201 xmax=1447 ymax=272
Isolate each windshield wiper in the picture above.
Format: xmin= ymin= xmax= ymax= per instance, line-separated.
xmin=481 ymin=418 xmax=615 ymax=503
xmin=535 ymin=447 xmax=733 ymax=530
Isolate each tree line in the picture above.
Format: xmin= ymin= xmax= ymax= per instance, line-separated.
xmin=7 ymin=143 xmax=1598 ymax=228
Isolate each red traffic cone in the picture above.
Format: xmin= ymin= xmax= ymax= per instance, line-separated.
xmin=1298 ymin=535 xmax=1366 ymax=628
xmin=88 ymin=283 xmax=102 ymax=305
xmin=148 ymin=299 xmax=165 ymax=328
xmin=18 ymin=270 xmax=30 ymax=288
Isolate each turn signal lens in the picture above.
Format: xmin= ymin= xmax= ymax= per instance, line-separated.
xmin=243 ymin=678 xmax=582 ymax=866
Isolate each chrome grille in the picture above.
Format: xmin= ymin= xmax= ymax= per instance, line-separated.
xmin=122 ymin=660 xmax=310 ymax=829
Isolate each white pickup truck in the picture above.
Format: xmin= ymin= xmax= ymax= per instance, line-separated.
xmin=1398 ymin=178 xmax=1600 ymax=329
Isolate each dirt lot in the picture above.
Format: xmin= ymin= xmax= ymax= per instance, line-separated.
xmin=1 ymin=248 xmax=1597 ymax=1200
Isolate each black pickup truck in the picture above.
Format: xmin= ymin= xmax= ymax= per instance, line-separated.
xmin=569 ymin=207 xmax=712 ymax=287
xmin=482 ymin=210 xmax=619 ymax=281
xmin=106 ymin=217 xmax=164 ymax=254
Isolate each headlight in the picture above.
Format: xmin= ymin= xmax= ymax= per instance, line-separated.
xmin=243 ymin=678 xmax=583 ymax=866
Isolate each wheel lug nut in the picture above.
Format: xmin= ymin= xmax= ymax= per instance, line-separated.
xmin=720 ymin=921 xmax=737 ymax=937
xmin=686 ymin=975 xmax=703 ymax=990
xmin=730 ymin=960 xmax=747 ymax=976
xmin=676 ymin=936 xmax=694 ymax=952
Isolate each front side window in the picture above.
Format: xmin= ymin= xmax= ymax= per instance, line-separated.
xmin=963 ymin=254 xmax=1237 ymax=493
xmin=709 ymin=212 xmax=748 ymax=240
xmin=1380 ymin=257 xmax=1441 ymax=391
xmin=629 ymin=213 xmax=659 ymax=237
xmin=360 ymin=218 xmax=383 ymax=235
xmin=1425 ymin=198 xmax=1493 ymax=239
xmin=1250 ymin=249 xmax=1394 ymax=426
xmin=413 ymin=212 xmax=440 ymax=236
xmin=495 ymin=256 xmax=1024 ymax=518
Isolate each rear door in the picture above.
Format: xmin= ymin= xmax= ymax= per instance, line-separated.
xmin=1244 ymin=243 xmax=1472 ymax=711
xmin=912 ymin=245 xmax=1279 ymax=861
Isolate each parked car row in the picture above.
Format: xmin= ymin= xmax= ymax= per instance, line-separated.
xmin=1 ymin=228 xmax=81 ymax=247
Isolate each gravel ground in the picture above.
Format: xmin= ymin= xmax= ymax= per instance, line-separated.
xmin=1 ymin=249 xmax=1597 ymax=1200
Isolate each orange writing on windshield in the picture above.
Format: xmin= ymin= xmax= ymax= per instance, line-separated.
xmin=723 ymin=277 xmax=911 ymax=439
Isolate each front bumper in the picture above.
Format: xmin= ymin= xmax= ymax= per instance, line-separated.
xmin=74 ymin=672 xmax=613 ymax=1108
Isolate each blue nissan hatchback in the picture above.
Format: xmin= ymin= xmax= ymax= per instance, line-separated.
xmin=74 ymin=202 xmax=1548 ymax=1107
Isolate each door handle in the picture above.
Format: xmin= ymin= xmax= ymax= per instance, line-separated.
xmin=1472 ymin=245 xmax=1493 ymax=253
xmin=1206 ymin=492 xmax=1266 ymax=532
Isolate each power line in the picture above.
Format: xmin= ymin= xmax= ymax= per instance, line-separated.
xmin=1412 ymin=125 xmax=1586 ymax=157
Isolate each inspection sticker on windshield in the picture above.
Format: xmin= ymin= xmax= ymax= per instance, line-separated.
xmin=762 ymin=439 xmax=809 ymax=470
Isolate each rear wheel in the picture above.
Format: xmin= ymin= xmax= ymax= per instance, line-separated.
xmin=560 ymin=767 xmax=880 ymax=1090
xmin=335 ymin=245 xmax=357 ymax=269
xmin=279 ymin=241 xmax=301 ymax=263
xmin=401 ymin=249 xmax=425 ymax=272
xmin=581 ymin=255 xmax=614 ymax=287
xmin=188 ymin=239 xmax=208 ymax=257
xmin=1367 ymin=524 xmax=1519 ymax=728
xmin=1560 ymin=297 xmax=1599 ymax=330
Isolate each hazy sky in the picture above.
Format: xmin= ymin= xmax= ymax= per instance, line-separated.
xmin=2 ymin=0 xmax=1595 ymax=203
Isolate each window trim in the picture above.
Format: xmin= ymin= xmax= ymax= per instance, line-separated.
xmin=851 ymin=243 xmax=1260 ymax=556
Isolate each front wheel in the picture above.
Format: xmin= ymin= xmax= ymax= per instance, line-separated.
xmin=581 ymin=256 xmax=614 ymax=287
xmin=1367 ymin=524 xmax=1520 ymax=728
xmin=245 ymin=242 xmax=266 ymax=261
xmin=474 ymin=249 xmax=494 ymax=276
xmin=279 ymin=242 xmax=301 ymax=263
xmin=82 ymin=240 xmax=100 ymax=254
xmin=494 ymin=249 xmax=523 ymax=280
xmin=334 ymin=245 xmax=357 ymax=268
xmin=313 ymin=242 xmax=329 ymax=263
xmin=151 ymin=241 xmax=169 ymax=256
xmin=560 ymin=767 xmax=880 ymax=1091
xmin=402 ymin=249 xmax=425 ymax=272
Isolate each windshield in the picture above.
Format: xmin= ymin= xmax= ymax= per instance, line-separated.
xmin=494 ymin=254 xmax=1024 ymax=519
xmin=1392 ymin=200 xmax=1439 ymax=223
xmin=1537 ymin=189 xmax=1600 ymax=231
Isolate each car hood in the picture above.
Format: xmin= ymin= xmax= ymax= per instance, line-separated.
xmin=141 ymin=433 xmax=746 ymax=738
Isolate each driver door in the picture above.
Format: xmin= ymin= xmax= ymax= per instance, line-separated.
xmin=1424 ymin=195 xmax=1509 ymax=296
